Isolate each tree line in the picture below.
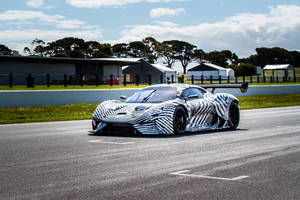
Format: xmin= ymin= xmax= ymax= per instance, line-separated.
xmin=1 ymin=37 xmax=299 ymax=74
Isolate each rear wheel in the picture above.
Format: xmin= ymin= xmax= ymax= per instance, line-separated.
xmin=228 ymin=102 xmax=240 ymax=129
xmin=173 ymin=106 xmax=187 ymax=134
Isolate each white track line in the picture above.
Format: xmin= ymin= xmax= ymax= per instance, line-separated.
xmin=88 ymin=140 xmax=135 ymax=145
xmin=170 ymin=170 xmax=249 ymax=181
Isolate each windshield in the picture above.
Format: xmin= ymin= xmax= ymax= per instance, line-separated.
xmin=125 ymin=88 xmax=177 ymax=103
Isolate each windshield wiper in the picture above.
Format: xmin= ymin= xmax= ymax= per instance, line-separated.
xmin=142 ymin=90 xmax=156 ymax=103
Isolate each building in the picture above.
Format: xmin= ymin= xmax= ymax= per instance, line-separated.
xmin=152 ymin=64 xmax=177 ymax=83
xmin=122 ymin=59 xmax=177 ymax=84
xmin=187 ymin=63 xmax=234 ymax=80
xmin=263 ymin=64 xmax=295 ymax=80
xmin=0 ymin=55 xmax=140 ymax=85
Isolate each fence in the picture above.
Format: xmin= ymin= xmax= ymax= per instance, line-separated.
xmin=182 ymin=74 xmax=299 ymax=85
xmin=0 ymin=74 xmax=123 ymax=87
xmin=0 ymin=73 xmax=299 ymax=88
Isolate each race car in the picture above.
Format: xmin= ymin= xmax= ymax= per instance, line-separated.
xmin=92 ymin=83 xmax=247 ymax=135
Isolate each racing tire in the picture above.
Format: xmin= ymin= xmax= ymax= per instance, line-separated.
xmin=173 ymin=106 xmax=187 ymax=135
xmin=228 ymin=101 xmax=240 ymax=129
xmin=92 ymin=119 xmax=101 ymax=133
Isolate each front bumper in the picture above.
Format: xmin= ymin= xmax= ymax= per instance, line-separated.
xmin=92 ymin=119 xmax=138 ymax=134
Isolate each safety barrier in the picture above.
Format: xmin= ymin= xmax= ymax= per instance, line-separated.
xmin=1 ymin=85 xmax=300 ymax=108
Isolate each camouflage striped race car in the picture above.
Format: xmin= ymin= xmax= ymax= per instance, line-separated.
xmin=92 ymin=83 xmax=247 ymax=135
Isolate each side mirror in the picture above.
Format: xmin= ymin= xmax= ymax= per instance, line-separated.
xmin=120 ymin=96 xmax=127 ymax=100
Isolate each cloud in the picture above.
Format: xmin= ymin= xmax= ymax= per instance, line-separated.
xmin=147 ymin=0 xmax=189 ymax=2
xmin=66 ymin=0 xmax=141 ymax=8
xmin=0 ymin=29 xmax=102 ymax=42
xmin=26 ymin=0 xmax=44 ymax=8
xmin=66 ymin=0 xmax=189 ymax=8
xmin=154 ymin=21 xmax=179 ymax=27
xmin=2 ymin=28 xmax=102 ymax=53
xmin=0 ymin=10 xmax=88 ymax=29
xmin=0 ymin=10 xmax=102 ymax=53
xmin=113 ymin=5 xmax=300 ymax=57
xmin=150 ymin=8 xmax=185 ymax=18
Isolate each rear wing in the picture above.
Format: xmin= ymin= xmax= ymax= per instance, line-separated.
xmin=199 ymin=82 xmax=248 ymax=94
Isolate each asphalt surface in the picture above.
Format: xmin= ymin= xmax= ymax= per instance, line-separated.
xmin=1 ymin=106 xmax=300 ymax=200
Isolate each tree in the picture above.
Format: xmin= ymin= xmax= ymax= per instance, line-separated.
xmin=240 ymin=47 xmax=299 ymax=67
xmin=33 ymin=43 xmax=48 ymax=57
xmin=127 ymin=41 xmax=153 ymax=62
xmin=221 ymin=50 xmax=238 ymax=65
xmin=194 ymin=49 xmax=206 ymax=63
xmin=156 ymin=42 xmax=176 ymax=68
xmin=255 ymin=47 xmax=292 ymax=66
xmin=113 ymin=41 xmax=153 ymax=61
xmin=24 ymin=38 xmax=47 ymax=56
xmin=0 ymin=44 xmax=12 ymax=55
xmin=85 ymin=41 xmax=113 ymax=58
xmin=164 ymin=40 xmax=196 ymax=74
xmin=112 ymin=43 xmax=129 ymax=58
xmin=46 ymin=37 xmax=87 ymax=58
xmin=95 ymin=43 xmax=113 ymax=58
xmin=231 ymin=63 xmax=256 ymax=76
xmin=23 ymin=46 xmax=31 ymax=55
xmin=205 ymin=51 xmax=227 ymax=67
xmin=142 ymin=37 xmax=159 ymax=63
xmin=289 ymin=51 xmax=300 ymax=66
xmin=142 ymin=37 xmax=176 ymax=68
xmin=24 ymin=37 xmax=113 ymax=58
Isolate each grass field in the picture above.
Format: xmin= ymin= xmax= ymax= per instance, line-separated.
xmin=1 ymin=93 xmax=300 ymax=124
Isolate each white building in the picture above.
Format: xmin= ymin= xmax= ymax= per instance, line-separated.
xmin=122 ymin=60 xmax=177 ymax=84
xmin=263 ymin=64 xmax=295 ymax=79
xmin=187 ymin=63 xmax=234 ymax=80
xmin=152 ymin=64 xmax=177 ymax=83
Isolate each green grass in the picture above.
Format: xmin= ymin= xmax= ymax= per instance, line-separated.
xmin=0 ymin=103 xmax=98 ymax=124
xmin=238 ymin=93 xmax=300 ymax=110
xmin=1 ymin=93 xmax=300 ymax=124
xmin=248 ymin=82 xmax=300 ymax=85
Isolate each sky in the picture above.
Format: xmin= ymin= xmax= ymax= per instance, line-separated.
xmin=0 ymin=0 xmax=300 ymax=59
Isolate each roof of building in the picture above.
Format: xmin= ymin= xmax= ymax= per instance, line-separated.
xmin=188 ymin=63 xmax=226 ymax=72
xmin=122 ymin=60 xmax=176 ymax=74
xmin=152 ymin=64 xmax=176 ymax=73
xmin=263 ymin=64 xmax=293 ymax=70
xmin=0 ymin=55 xmax=140 ymax=66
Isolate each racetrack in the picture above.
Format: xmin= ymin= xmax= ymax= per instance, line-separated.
xmin=1 ymin=106 xmax=300 ymax=200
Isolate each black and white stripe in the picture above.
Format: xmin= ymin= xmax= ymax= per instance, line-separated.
xmin=92 ymin=85 xmax=239 ymax=135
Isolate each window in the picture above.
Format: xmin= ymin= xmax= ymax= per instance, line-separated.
xmin=182 ymin=88 xmax=204 ymax=100
xmin=126 ymin=88 xmax=177 ymax=103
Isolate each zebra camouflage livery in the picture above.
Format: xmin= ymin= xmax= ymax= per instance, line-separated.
xmin=92 ymin=84 xmax=241 ymax=135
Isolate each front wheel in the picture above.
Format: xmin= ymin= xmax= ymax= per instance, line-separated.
xmin=173 ymin=106 xmax=187 ymax=135
xmin=92 ymin=119 xmax=100 ymax=131
xmin=228 ymin=102 xmax=240 ymax=129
